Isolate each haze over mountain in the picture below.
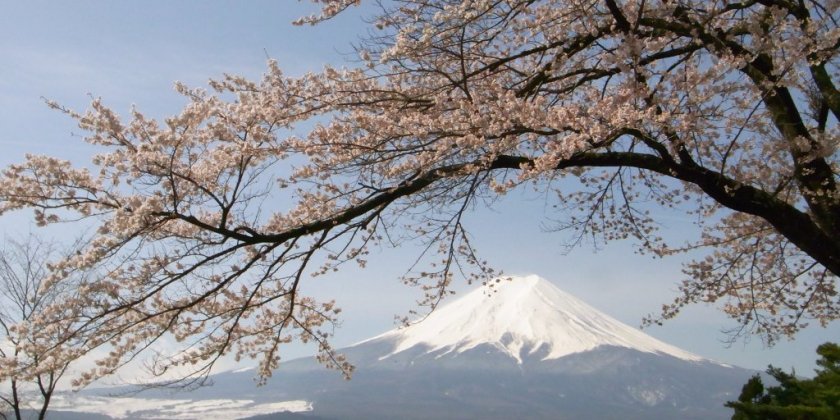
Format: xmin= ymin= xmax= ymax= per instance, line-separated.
xmin=51 ymin=275 xmax=753 ymax=419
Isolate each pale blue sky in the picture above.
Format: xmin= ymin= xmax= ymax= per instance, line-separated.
xmin=1 ymin=1 xmax=837 ymax=377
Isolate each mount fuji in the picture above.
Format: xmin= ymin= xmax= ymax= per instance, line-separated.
xmin=52 ymin=275 xmax=753 ymax=419
xmin=362 ymin=274 xmax=702 ymax=364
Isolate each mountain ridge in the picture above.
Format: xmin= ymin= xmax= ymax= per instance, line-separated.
xmin=361 ymin=274 xmax=706 ymax=364
xmin=50 ymin=274 xmax=752 ymax=420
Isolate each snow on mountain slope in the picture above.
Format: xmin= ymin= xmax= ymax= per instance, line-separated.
xmin=50 ymin=395 xmax=312 ymax=419
xmin=363 ymin=274 xmax=704 ymax=363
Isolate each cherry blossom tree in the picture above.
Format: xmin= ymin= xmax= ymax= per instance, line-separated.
xmin=0 ymin=235 xmax=82 ymax=419
xmin=0 ymin=0 xmax=838 ymax=386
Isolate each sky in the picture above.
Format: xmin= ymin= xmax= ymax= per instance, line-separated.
xmin=1 ymin=0 xmax=838 ymax=382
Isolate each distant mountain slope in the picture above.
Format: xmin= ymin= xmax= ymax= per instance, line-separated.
xmin=54 ymin=275 xmax=753 ymax=419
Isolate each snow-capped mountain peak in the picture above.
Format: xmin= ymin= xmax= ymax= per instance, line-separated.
xmin=57 ymin=274 xmax=750 ymax=420
xmin=366 ymin=274 xmax=703 ymax=363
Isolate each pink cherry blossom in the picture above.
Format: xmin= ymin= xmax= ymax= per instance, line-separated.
xmin=0 ymin=0 xmax=837 ymax=386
